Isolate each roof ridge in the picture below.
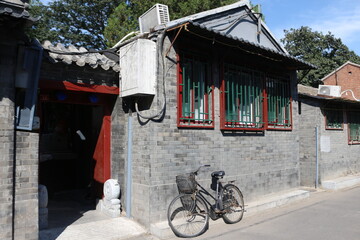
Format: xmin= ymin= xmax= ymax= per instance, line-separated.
xmin=42 ymin=41 xmax=119 ymax=72
xmin=321 ymin=61 xmax=360 ymax=82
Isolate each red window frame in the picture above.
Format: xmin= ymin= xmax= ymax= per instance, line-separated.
xmin=220 ymin=62 xmax=292 ymax=131
xmin=177 ymin=51 xmax=214 ymax=128
xmin=220 ymin=63 xmax=265 ymax=131
xmin=265 ymin=76 xmax=293 ymax=131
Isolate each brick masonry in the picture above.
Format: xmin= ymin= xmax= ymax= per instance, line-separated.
xmin=113 ymin=36 xmax=302 ymax=228
xmin=14 ymin=131 xmax=39 ymax=240
xmin=1 ymin=38 xmax=39 ymax=240
xmin=1 ymin=25 xmax=358 ymax=240
xmin=323 ymin=62 xmax=360 ymax=101
xmin=0 ymin=40 xmax=17 ymax=240
xmin=298 ymin=96 xmax=360 ymax=186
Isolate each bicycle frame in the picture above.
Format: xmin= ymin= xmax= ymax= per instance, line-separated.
xmin=168 ymin=165 xmax=245 ymax=238
xmin=195 ymin=180 xmax=223 ymax=211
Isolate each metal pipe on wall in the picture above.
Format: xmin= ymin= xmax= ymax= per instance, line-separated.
xmin=315 ymin=126 xmax=319 ymax=188
xmin=126 ymin=113 xmax=133 ymax=218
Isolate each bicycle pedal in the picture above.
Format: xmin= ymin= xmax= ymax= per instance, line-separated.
xmin=213 ymin=209 xmax=221 ymax=214
xmin=214 ymin=209 xmax=225 ymax=214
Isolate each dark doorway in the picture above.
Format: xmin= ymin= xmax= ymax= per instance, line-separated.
xmin=39 ymin=102 xmax=103 ymax=228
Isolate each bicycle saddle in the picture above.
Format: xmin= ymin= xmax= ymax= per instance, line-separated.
xmin=211 ymin=171 xmax=225 ymax=178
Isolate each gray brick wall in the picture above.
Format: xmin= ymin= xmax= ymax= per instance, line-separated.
xmin=112 ymin=36 xmax=302 ymax=228
xmin=0 ymin=41 xmax=17 ymax=240
xmin=317 ymin=115 xmax=360 ymax=181
xmin=14 ymin=131 xmax=39 ymax=240
xmin=298 ymin=99 xmax=321 ymax=186
xmin=299 ymin=97 xmax=360 ymax=186
xmin=111 ymin=97 xmax=126 ymax=201
xmin=1 ymin=41 xmax=39 ymax=240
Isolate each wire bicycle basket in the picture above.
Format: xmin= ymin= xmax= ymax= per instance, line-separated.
xmin=176 ymin=173 xmax=197 ymax=194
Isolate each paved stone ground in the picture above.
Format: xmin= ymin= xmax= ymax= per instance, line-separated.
xmin=40 ymin=174 xmax=360 ymax=240
xmin=189 ymin=185 xmax=360 ymax=240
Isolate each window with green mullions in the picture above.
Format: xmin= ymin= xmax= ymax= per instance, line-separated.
xmin=224 ymin=64 xmax=263 ymax=129
xmin=266 ymin=77 xmax=291 ymax=128
xmin=324 ymin=109 xmax=343 ymax=129
xmin=348 ymin=111 xmax=360 ymax=144
xmin=179 ymin=54 xmax=213 ymax=127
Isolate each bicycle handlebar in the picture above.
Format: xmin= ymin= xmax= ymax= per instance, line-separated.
xmin=193 ymin=165 xmax=211 ymax=175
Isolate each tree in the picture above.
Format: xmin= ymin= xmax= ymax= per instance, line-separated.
xmin=281 ymin=26 xmax=360 ymax=87
xmin=28 ymin=0 xmax=121 ymax=49
xmin=104 ymin=0 xmax=238 ymax=48
xmin=26 ymin=0 xmax=58 ymax=43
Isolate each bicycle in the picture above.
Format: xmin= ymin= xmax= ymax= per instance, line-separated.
xmin=167 ymin=165 xmax=245 ymax=238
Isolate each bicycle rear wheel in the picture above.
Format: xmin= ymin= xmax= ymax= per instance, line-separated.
xmin=221 ymin=184 xmax=244 ymax=224
xmin=167 ymin=193 xmax=209 ymax=238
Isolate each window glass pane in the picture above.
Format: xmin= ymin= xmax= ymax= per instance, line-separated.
xmin=223 ymin=64 xmax=263 ymax=129
xmin=266 ymin=76 xmax=291 ymax=129
xmin=324 ymin=109 xmax=343 ymax=129
xmin=348 ymin=111 xmax=360 ymax=143
xmin=179 ymin=53 xmax=213 ymax=127
xmin=182 ymin=62 xmax=191 ymax=117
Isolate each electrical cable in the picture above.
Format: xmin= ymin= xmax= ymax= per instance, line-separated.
xmin=341 ymin=89 xmax=360 ymax=101
xmin=112 ymin=31 xmax=141 ymax=49
xmin=214 ymin=11 xmax=262 ymax=32
xmin=45 ymin=48 xmax=119 ymax=57
xmin=134 ymin=29 xmax=169 ymax=120
xmin=183 ymin=25 xmax=282 ymax=62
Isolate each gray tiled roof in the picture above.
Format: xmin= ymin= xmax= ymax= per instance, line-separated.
xmin=298 ymin=84 xmax=358 ymax=103
xmin=298 ymin=84 xmax=318 ymax=97
xmin=0 ymin=1 xmax=38 ymax=22
xmin=42 ymin=40 xmax=120 ymax=72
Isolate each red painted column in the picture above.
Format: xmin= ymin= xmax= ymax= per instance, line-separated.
xmin=103 ymin=105 xmax=111 ymax=181
xmin=93 ymin=105 xmax=111 ymax=184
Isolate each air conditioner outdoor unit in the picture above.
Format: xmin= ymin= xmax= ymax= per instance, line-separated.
xmin=318 ymin=85 xmax=341 ymax=97
xmin=139 ymin=4 xmax=170 ymax=33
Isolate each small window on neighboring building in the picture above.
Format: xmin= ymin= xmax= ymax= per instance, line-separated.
xmin=348 ymin=111 xmax=360 ymax=144
xmin=221 ymin=64 xmax=264 ymax=130
xmin=324 ymin=109 xmax=343 ymax=130
xmin=177 ymin=52 xmax=214 ymax=128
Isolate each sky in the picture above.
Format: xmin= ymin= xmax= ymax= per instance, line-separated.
xmin=40 ymin=0 xmax=360 ymax=55
xmin=252 ymin=0 xmax=360 ymax=55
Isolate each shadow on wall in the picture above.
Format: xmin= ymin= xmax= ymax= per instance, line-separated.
xmin=222 ymin=130 xmax=265 ymax=137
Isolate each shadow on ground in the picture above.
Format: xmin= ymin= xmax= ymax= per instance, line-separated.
xmin=40 ymin=189 xmax=109 ymax=240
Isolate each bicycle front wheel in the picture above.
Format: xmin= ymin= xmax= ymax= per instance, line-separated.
xmin=221 ymin=184 xmax=244 ymax=224
xmin=167 ymin=193 xmax=209 ymax=238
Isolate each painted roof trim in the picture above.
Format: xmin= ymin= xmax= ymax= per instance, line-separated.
xmin=321 ymin=61 xmax=360 ymax=82
xmin=42 ymin=40 xmax=120 ymax=72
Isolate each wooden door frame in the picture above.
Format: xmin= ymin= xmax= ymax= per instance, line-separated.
xmin=39 ymin=80 xmax=118 ymax=184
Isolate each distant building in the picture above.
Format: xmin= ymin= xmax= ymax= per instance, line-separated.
xmin=321 ymin=61 xmax=360 ymax=101
xmin=298 ymin=81 xmax=360 ymax=187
